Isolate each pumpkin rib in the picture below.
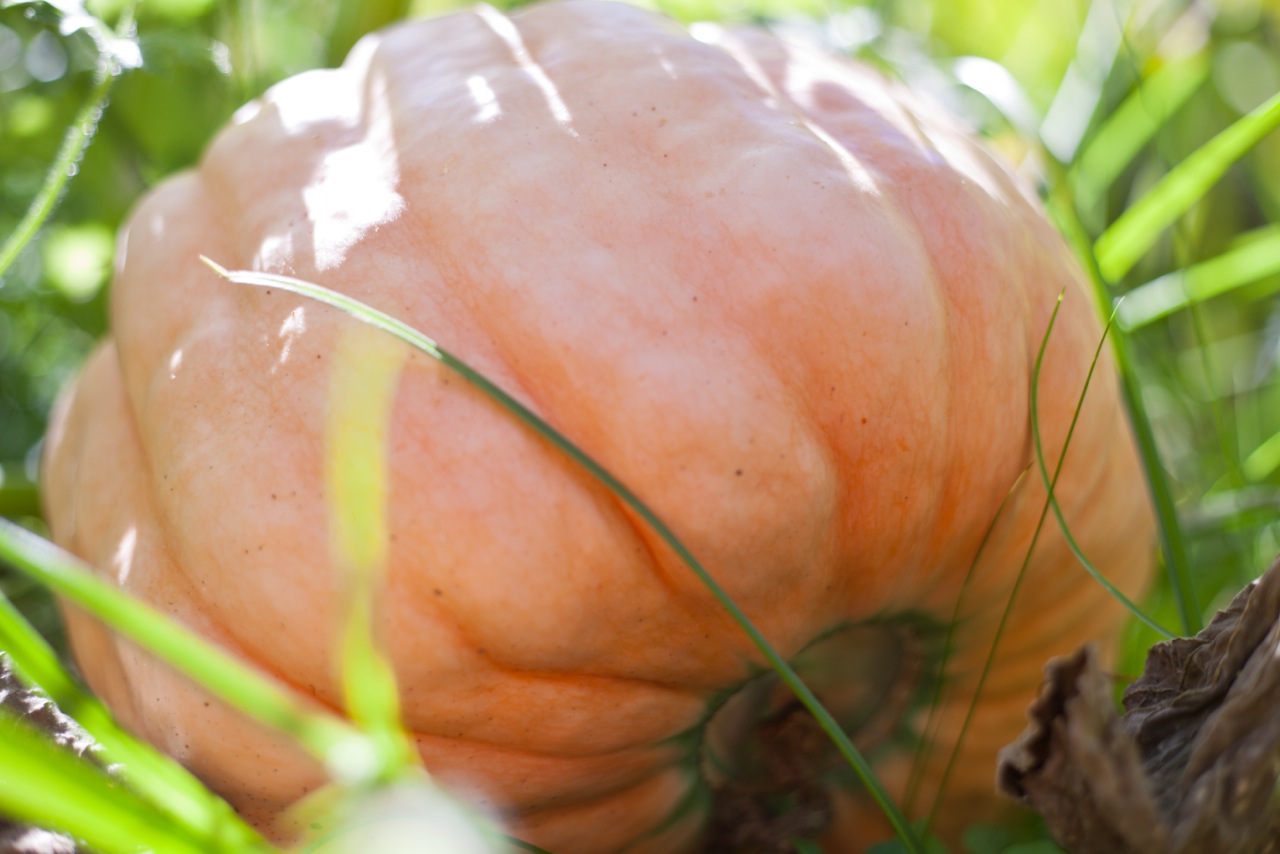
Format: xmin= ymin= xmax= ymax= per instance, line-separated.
xmin=412 ymin=730 xmax=685 ymax=806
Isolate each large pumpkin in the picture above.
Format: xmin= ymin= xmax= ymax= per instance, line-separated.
xmin=42 ymin=2 xmax=1153 ymax=850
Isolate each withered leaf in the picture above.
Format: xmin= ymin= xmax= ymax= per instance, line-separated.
xmin=997 ymin=558 xmax=1280 ymax=854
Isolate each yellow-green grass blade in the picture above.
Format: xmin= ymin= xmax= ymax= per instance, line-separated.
xmin=204 ymin=259 xmax=929 ymax=854
xmin=326 ymin=324 xmax=421 ymax=778
xmin=0 ymin=518 xmax=377 ymax=780
xmin=1095 ymin=89 xmax=1280 ymax=282
xmin=0 ymin=707 xmax=268 ymax=854
xmin=1071 ymin=52 xmax=1210 ymax=210
xmin=1117 ymin=223 xmax=1280 ymax=329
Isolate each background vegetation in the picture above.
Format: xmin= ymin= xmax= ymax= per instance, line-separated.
xmin=1 ymin=0 xmax=1278 ymax=850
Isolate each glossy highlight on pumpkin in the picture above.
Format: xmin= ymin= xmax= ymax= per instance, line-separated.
xmin=43 ymin=2 xmax=1153 ymax=850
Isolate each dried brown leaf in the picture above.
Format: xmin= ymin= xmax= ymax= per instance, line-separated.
xmin=997 ymin=557 xmax=1280 ymax=854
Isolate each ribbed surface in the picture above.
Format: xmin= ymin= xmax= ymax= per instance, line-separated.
xmin=44 ymin=3 xmax=1152 ymax=850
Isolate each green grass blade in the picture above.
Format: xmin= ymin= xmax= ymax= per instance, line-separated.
xmin=1030 ymin=301 xmax=1175 ymax=638
xmin=1045 ymin=178 xmax=1201 ymax=633
xmin=0 ymin=518 xmax=377 ymax=779
xmin=0 ymin=587 xmax=264 ymax=846
xmin=925 ymin=292 xmax=1158 ymax=831
xmin=1094 ymin=89 xmax=1280 ymax=282
xmin=1071 ymin=52 xmax=1210 ymax=208
xmin=204 ymin=259 xmax=928 ymax=854
xmin=0 ymin=708 xmax=258 ymax=854
xmin=1117 ymin=223 xmax=1280 ymax=328
xmin=0 ymin=5 xmax=136 ymax=282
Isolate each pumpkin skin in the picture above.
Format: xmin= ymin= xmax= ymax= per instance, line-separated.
xmin=42 ymin=2 xmax=1153 ymax=850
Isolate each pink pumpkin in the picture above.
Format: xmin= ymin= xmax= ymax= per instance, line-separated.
xmin=43 ymin=3 xmax=1152 ymax=850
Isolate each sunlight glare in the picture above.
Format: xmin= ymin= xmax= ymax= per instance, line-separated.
xmin=276 ymin=307 xmax=306 ymax=370
xmin=112 ymin=526 xmax=137 ymax=585
xmin=466 ymin=75 xmax=502 ymax=124
xmin=476 ymin=5 xmax=577 ymax=137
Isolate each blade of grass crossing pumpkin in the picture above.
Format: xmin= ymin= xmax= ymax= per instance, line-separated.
xmin=0 ymin=518 xmax=375 ymax=777
xmin=326 ymin=323 xmax=420 ymax=778
xmin=1031 ymin=304 xmax=1174 ymax=638
xmin=1044 ymin=177 xmax=1200 ymax=633
xmin=0 ymin=588 xmax=263 ymax=844
xmin=1070 ymin=52 xmax=1210 ymax=212
xmin=1094 ymin=89 xmax=1280 ymax=282
xmin=902 ymin=463 xmax=1031 ymax=816
xmin=204 ymin=259 xmax=929 ymax=854
xmin=923 ymin=292 xmax=1170 ymax=835
xmin=1117 ymin=223 xmax=1280 ymax=329
xmin=0 ymin=4 xmax=137 ymax=282
xmin=0 ymin=708 xmax=264 ymax=854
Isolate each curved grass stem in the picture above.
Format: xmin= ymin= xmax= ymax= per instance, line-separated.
xmin=1030 ymin=303 xmax=1175 ymax=639
xmin=205 ymin=258 xmax=929 ymax=854
xmin=1045 ymin=176 xmax=1201 ymax=634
